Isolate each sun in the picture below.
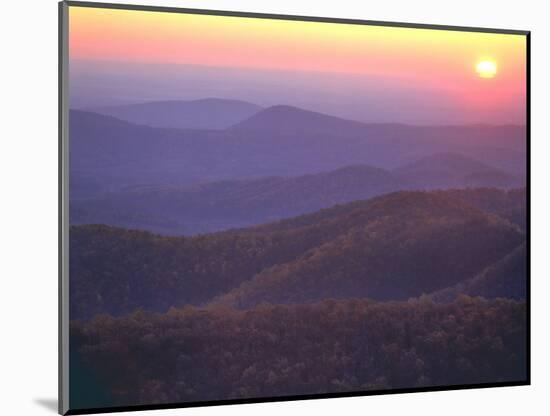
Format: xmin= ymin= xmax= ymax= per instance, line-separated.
xmin=476 ymin=60 xmax=497 ymax=78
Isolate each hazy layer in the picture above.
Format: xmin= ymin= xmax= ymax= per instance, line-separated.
xmin=70 ymin=60 xmax=525 ymax=125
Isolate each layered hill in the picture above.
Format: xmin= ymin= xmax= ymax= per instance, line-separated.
xmin=230 ymin=106 xmax=525 ymax=171
xmin=394 ymin=152 xmax=524 ymax=189
xmin=91 ymin=98 xmax=262 ymax=130
xmin=70 ymin=189 xmax=526 ymax=319
xmin=70 ymin=164 xmax=409 ymax=235
xmin=430 ymin=243 xmax=527 ymax=302
xmin=436 ymin=187 xmax=527 ymax=230
xmin=70 ymin=153 xmax=523 ymax=236
xmin=212 ymin=191 xmax=524 ymax=308
xmin=69 ymin=106 xmax=526 ymax=198
xmin=228 ymin=104 xmax=376 ymax=136
xmin=68 ymin=110 xmax=226 ymax=198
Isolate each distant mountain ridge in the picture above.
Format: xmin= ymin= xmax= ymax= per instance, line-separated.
xmin=230 ymin=105 xmax=525 ymax=153
xmin=70 ymin=164 xmax=409 ymax=235
xmin=69 ymin=106 xmax=526 ymax=199
xmin=397 ymin=152 xmax=500 ymax=174
xmin=229 ymin=104 xmax=375 ymax=136
xmin=70 ymin=164 xmax=521 ymax=236
xmin=395 ymin=152 xmax=524 ymax=189
xmin=71 ymin=155 xmax=524 ymax=236
xmin=91 ymin=98 xmax=262 ymax=130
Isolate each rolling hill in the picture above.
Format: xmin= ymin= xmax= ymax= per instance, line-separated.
xmin=228 ymin=104 xmax=376 ymax=136
xmin=437 ymin=187 xmax=527 ymax=230
xmin=212 ymin=191 xmax=524 ymax=308
xmin=70 ymin=164 xmax=409 ymax=235
xmin=68 ymin=106 xmax=526 ymax=198
xmin=70 ymin=150 xmax=523 ymax=236
xmin=229 ymin=105 xmax=526 ymax=169
xmin=68 ymin=110 xmax=227 ymax=197
xmin=430 ymin=243 xmax=527 ymax=302
xmin=394 ymin=152 xmax=524 ymax=189
xmin=70 ymin=189 xmax=526 ymax=319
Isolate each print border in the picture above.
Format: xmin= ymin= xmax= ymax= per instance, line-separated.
xmin=58 ymin=1 xmax=531 ymax=414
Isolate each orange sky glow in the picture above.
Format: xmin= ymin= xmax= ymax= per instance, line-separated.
xmin=68 ymin=6 xmax=527 ymax=124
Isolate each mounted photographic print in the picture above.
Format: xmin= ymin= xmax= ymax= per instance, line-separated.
xmin=59 ymin=1 xmax=530 ymax=414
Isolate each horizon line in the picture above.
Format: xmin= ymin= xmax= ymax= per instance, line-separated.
xmin=69 ymin=101 xmax=527 ymax=130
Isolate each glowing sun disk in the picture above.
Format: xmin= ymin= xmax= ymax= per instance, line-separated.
xmin=476 ymin=60 xmax=497 ymax=78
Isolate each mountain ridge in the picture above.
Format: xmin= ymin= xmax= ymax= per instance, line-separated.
xmin=68 ymin=106 xmax=526 ymax=200
xmin=71 ymin=153 xmax=524 ymax=236
xmin=91 ymin=98 xmax=262 ymax=130
xmin=212 ymin=191 xmax=524 ymax=308
xmin=70 ymin=189 xmax=526 ymax=319
xmin=228 ymin=104 xmax=372 ymax=135
xmin=70 ymin=163 xmax=409 ymax=235
xmin=394 ymin=152 xmax=524 ymax=189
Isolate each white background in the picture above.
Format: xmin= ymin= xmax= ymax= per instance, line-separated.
xmin=1 ymin=0 xmax=548 ymax=414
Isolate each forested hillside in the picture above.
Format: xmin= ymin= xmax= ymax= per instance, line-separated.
xmin=440 ymin=188 xmax=527 ymax=230
xmin=70 ymin=189 xmax=526 ymax=319
xmin=430 ymin=243 xmax=527 ymax=302
xmin=213 ymin=191 xmax=523 ymax=308
xmin=70 ymin=296 xmax=527 ymax=409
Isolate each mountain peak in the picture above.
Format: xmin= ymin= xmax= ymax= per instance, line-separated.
xmin=228 ymin=104 xmax=367 ymax=135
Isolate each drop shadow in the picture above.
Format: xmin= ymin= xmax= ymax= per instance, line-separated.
xmin=34 ymin=398 xmax=58 ymax=413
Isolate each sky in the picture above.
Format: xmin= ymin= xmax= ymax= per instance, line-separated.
xmin=68 ymin=6 xmax=527 ymax=125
